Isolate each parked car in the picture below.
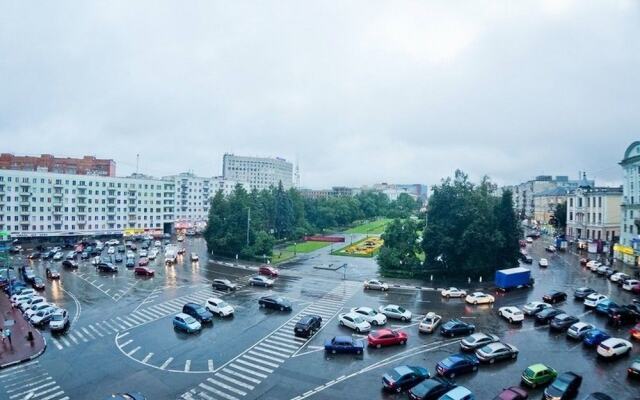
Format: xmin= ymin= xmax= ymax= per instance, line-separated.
xmin=498 ymin=306 xmax=524 ymax=323
xmin=623 ymin=279 xmax=640 ymax=291
xmin=520 ymin=254 xmax=533 ymax=264
xmin=350 ymin=306 xmax=387 ymax=326
xmin=65 ymin=251 xmax=76 ymax=260
xmin=126 ymin=258 xmax=136 ymax=268
xmin=493 ymin=386 xmax=528 ymax=400
xmin=475 ymin=342 xmax=519 ymax=363
xmin=539 ymin=258 xmax=549 ymax=267
xmin=545 ymin=245 xmax=556 ymax=253
xmin=378 ymin=304 xmax=412 ymax=321
xmin=549 ymin=314 xmax=580 ymax=331
xmin=172 ymin=313 xmax=201 ymax=333
xmin=249 ymin=276 xmax=274 ymax=287
xmin=363 ymin=279 xmax=389 ymax=291
xmin=630 ymin=323 xmax=640 ymax=341
xmin=460 ymin=332 xmax=500 ymax=351
xmin=408 ymin=377 xmax=456 ymax=400
xmin=212 ymin=278 xmax=237 ymax=291
xmin=439 ymin=386 xmax=475 ymax=400
xmin=27 ymin=252 xmax=41 ymax=260
xmin=22 ymin=267 xmax=36 ymax=282
xmin=596 ymin=265 xmax=611 ymax=276
xmin=535 ymin=308 xmax=564 ymax=324
xmin=138 ymin=257 xmax=149 ymax=266
xmin=566 ymin=322 xmax=595 ymax=340
xmin=543 ymin=291 xmax=567 ymax=304
xmin=419 ymin=312 xmax=442 ymax=333
xmin=294 ymin=315 xmax=322 ymax=337
xmin=190 ymin=253 xmax=199 ymax=262
xmin=205 ymin=298 xmax=235 ymax=317
xmin=11 ymin=290 xmax=35 ymax=304
xmin=441 ymin=287 xmax=467 ymax=298
xmin=521 ymin=363 xmax=557 ymax=388
xmin=465 ymin=292 xmax=495 ymax=305
xmin=573 ymin=287 xmax=596 ymax=300
xmin=441 ymin=319 xmax=475 ymax=337
xmin=29 ymin=306 xmax=58 ymax=326
xmin=31 ymin=276 xmax=45 ymax=291
xmin=597 ymin=338 xmax=632 ymax=358
xmin=324 ymin=336 xmax=364 ymax=354
xmin=259 ymin=265 xmax=279 ymax=277
xmin=18 ymin=295 xmax=45 ymax=311
xmin=584 ymin=293 xmax=608 ymax=308
xmin=134 ymin=266 xmax=155 ymax=277
xmin=258 ymin=296 xmax=292 ymax=311
xmin=543 ymin=372 xmax=582 ymax=400
xmin=367 ymin=328 xmax=408 ymax=348
xmin=607 ymin=306 xmax=638 ymax=326
xmin=628 ymin=358 xmax=640 ymax=379
xmin=338 ymin=312 xmax=371 ymax=333
xmin=61 ymin=259 xmax=78 ymax=269
xmin=523 ymin=301 xmax=552 ymax=316
xmin=182 ymin=302 xmax=213 ymax=324
xmin=583 ymin=329 xmax=611 ymax=346
xmin=97 ymin=262 xmax=118 ymax=273
xmin=53 ymin=252 xmax=64 ymax=261
xmin=382 ymin=365 xmax=430 ymax=393
xmin=45 ymin=268 xmax=60 ymax=279
xmin=436 ymin=353 xmax=479 ymax=378
xmin=49 ymin=309 xmax=69 ymax=332
xmin=595 ymin=299 xmax=619 ymax=315
xmin=25 ymin=302 xmax=54 ymax=319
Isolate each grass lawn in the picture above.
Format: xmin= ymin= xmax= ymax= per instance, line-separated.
xmin=284 ymin=241 xmax=331 ymax=253
xmin=345 ymin=218 xmax=391 ymax=234
xmin=271 ymin=250 xmax=295 ymax=264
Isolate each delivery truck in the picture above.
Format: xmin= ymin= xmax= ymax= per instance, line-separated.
xmin=495 ymin=267 xmax=533 ymax=291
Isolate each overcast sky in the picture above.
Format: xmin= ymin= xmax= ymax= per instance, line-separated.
xmin=1 ymin=1 xmax=638 ymax=189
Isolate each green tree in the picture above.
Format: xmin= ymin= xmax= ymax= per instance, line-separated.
xmin=274 ymin=182 xmax=295 ymax=239
xmin=494 ymin=189 xmax=522 ymax=268
xmin=553 ymin=202 xmax=567 ymax=232
xmin=378 ymin=219 xmax=421 ymax=275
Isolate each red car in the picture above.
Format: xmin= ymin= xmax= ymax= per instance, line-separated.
xmin=259 ymin=265 xmax=279 ymax=277
xmin=138 ymin=257 xmax=149 ymax=266
xmin=631 ymin=323 xmax=640 ymax=341
xmin=367 ymin=329 xmax=408 ymax=348
xmin=631 ymin=283 xmax=640 ymax=295
xmin=494 ymin=386 xmax=528 ymax=400
xmin=134 ymin=266 xmax=155 ymax=276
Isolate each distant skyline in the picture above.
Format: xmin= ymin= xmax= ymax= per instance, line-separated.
xmin=1 ymin=1 xmax=638 ymax=189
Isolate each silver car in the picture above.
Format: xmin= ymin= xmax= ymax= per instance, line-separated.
xmin=49 ymin=309 xmax=69 ymax=332
xmin=378 ymin=304 xmax=412 ymax=321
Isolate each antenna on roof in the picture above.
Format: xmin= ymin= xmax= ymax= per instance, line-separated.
xmin=136 ymin=154 xmax=139 ymax=175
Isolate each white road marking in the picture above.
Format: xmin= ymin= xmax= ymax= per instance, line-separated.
xmin=208 ymin=359 xmax=214 ymax=372
xmin=142 ymin=352 xmax=154 ymax=363
xmin=127 ymin=346 xmax=141 ymax=356
xmin=160 ymin=357 xmax=174 ymax=370
xmin=184 ymin=360 xmax=191 ymax=372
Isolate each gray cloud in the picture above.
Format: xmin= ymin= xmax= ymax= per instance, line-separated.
xmin=0 ymin=0 xmax=638 ymax=188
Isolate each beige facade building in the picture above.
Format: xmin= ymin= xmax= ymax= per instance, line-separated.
xmin=532 ymin=187 xmax=570 ymax=226
xmin=566 ymin=186 xmax=622 ymax=247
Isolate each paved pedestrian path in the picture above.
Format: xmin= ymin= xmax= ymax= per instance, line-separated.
xmin=0 ymin=360 xmax=68 ymax=400
xmin=180 ymin=281 xmax=362 ymax=400
xmin=0 ymin=293 xmax=46 ymax=368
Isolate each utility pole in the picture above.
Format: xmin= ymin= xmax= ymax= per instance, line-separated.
xmin=246 ymin=208 xmax=251 ymax=246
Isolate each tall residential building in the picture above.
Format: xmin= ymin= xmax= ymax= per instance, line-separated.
xmin=222 ymin=154 xmax=293 ymax=191
xmin=0 ymin=169 xmax=175 ymax=238
xmin=163 ymin=172 xmax=246 ymax=230
xmin=0 ymin=153 xmax=116 ymax=177
xmin=616 ymin=141 xmax=640 ymax=264
xmin=565 ymin=186 xmax=622 ymax=251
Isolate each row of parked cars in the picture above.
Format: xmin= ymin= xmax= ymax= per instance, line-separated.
xmin=10 ymin=286 xmax=69 ymax=332
xmin=582 ymin=258 xmax=640 ymax=293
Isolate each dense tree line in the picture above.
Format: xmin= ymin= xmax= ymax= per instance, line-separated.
xmin=378 ymin=170 xmax=522 ymax=278
xmin=204 ymin=182 xmax=420 ymax=259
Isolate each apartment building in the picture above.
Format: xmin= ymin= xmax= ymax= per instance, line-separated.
xmin=222 ymin=154 xmax=293 ymax=191
xmin=616 ymin=141 xmax=640 ymax=264
xmin=0 ymin=169 xmax=175 ymax=238
xmin=566 ymin=186 xmax=622 ymax=251
xmin=0 ymin=153 xmax=116 ymax=177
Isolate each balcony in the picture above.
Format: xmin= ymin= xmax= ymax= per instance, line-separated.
xmin=76 ymin=209 xmax=86 ymax=215
xmin=19 ymin=200 xmax=30 ymax=207
xmin=19 ymin=210 xmax=29 ymax=216
xmin=19 ymin=182 xmax=30 ymax=188
xmin=53 ymin=182 xmax=63 ymax=188
xmin=53 ymin=209 xmax=63 ymax=216
xmin=128 ymin=215 xmax=137 ymax=222
xmin=53 ymin=192 xmax=63 ymax=198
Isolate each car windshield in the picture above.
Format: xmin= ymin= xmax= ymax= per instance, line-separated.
xmin=51 ymin=314 xmax=64 ymax=321
xmin=524 ymin=367 xmax=536 ymax=378
xmin=396 ymin=306 xmax=406 ymax=313
xmin=479 ymin=345 xmax=492 ymax=353
xmin=217 ymin=301 xmax=229 ymax=308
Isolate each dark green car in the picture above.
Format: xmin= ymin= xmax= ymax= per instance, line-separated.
xmin=521 ymin=363 xmax=557 ymax=387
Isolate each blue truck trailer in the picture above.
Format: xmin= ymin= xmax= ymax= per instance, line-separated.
xmin=495 ymin=267 xmax=533 ymax=291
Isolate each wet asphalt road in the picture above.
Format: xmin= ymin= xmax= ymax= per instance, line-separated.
xmin=2 ymin=235 xmax=639 ymax=400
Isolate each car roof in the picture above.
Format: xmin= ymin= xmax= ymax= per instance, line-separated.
xmin=445 ymin=386 xmax=472 ymax=396
xmin=175 ymin=312 xmax=190 ymax=319
xmin=355 ymin=307 xmax=373 ymax=313
xmin=393 ymin=365 xmax=414 ymax=376
xmin=484 ymin=342 xmax=505 ymax=351
xmin=334 ymin=336 xmax=352 ymax=342
xmin=527 ymin=363 xmax=549 ymax=372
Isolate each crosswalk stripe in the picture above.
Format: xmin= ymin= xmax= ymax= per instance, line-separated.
xmin=127 ymin=346 xmax=141 ymax=356
xmin=258 ymin=342 xmax=293 ymax=354
xmin=272 ymin=331 xmax=306 ymax=342
xmin=51 ymin=338 xmax=63 ymax=350
xmin=248 ymin=350 xmax=285 ymax=363
xmin=136 ymin=309 xmax=157 ymax=319
xmin=215 ymin=372 xmax=255 ymax=390
xmin=6 ymin=376 xmax=51 ymax=392
xmin=197 ymin=391 xmax=215 ymax=400
xmin=154 ymin=304 xmax=175 ymax=314
xmin=235 ymin=358 xmax=273 ymax=373
xmin=127 ymin=314 xmax=147 ymax=324
xmin=250 ymin=346 xmax=289 ymax=359
xmin=39 ymin=390 xmax=66 ymax=400
xmin=160 ymin=357 xmax=174 ymax=370
xmin=9 ymin=381 xmax=57 ymax=399
xmin=88 ymin=324 xmax=103 ymax=337
xmin=222 ymin=368 xmax=261 ymax=385
xmin=73 ymin=330 xmax=88 ymax=342
xmin=101 ymin=320 xmax=119 ymax=332
xmin=205 ymin=378 xmax=247 ymax=396
xmin=263 ymin=338 xmax=299 ymax=350
xmin=228 ymin=363 xmax=267 ymax=379
xmin=60 ymin=336 xmax=71 ymax=347
xmin=242 ymin=355 xmax=280 ymax=368
xmin=81 ymin=327 xmax=95 ymax=340
xmin=67 ymin=333 xmax=78 ymax=344
xmin=198 ymin=383 xmax=238 ymax=400
xmin=116 ymin=317 xmax=134 ymax=328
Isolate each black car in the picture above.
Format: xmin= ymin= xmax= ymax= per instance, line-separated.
xmin=212 ymin=278 xmax=237 ymax=292
xmin=117 ymin=245 xmax=126 ymax=253
xmin=258 ymin=296 xmax=292 ymax=311
xmin=182 ymin=303 xmax=213 ymax=324
xmin=294 ymin=315 xmax=322 ymax=337
xmin=408 ymin=377 xmax=456 ymax=400
xmin=62 ymin=260 xmax=79 ymax=269
xmin=45 ymin=268 xmax=60 ymax=279
xmin=97 ymin=262 xmax=118 ymax=273
xmin=440 ymin=319 xmax=475 ymax=337
xmin=114 ymin=254 xmax=124 ymax=263
xmin=27 ymin=252 xmax=41 ymax=260
xmin=535 ymin=308 xmax=564 ymax=324
xmin=544 ymin=372 xmax=582 ymax=400
xmin=382 ymin=365 xmax=430 ymax=393
xmin=549 ymin=314 xmax=579 ymax=331
xmin=80 ymin=251 xmax=90 ymax=260
xmin=543 ymin=291 xmax=567 ymax=304
xmin=573 ymin=287 xmax=596 ymax=300
xmin=605 ymin=269 xmax=618 ymax=278
xmin=520 ymin=254 xmax=533 ymax=264
xmin=624 ymin=303 xmax=640 ymax=318
xmin=607 ymin=307 xmax=637 ymax=326
xmin=42 ymin=250 xmax=55 ymax=260
xmin=9 ymin=246 xmax=21 ymax=254
xmin=22 ymin=267 xmax=36 ymax=282
xmin=125 ymin=258 xmax=135 ymax=268
xmin=31 ymin=276 xmax=45 ymax=290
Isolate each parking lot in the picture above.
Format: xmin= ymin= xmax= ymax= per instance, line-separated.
xmin=2 ymin=234 xmax=639 ymax=400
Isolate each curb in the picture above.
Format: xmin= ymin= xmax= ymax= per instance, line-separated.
xmin=0 ymin=335 xmax=47 ymax=369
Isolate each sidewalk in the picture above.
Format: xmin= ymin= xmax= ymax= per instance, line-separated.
xmin=0 ymin=292 xmax=46 ymax=369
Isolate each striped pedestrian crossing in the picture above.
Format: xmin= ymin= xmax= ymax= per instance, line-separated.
xmin=0 ymin=361 xmax=68 ymax=400
xmin=180 ymin=281 xmax=361 ymax=400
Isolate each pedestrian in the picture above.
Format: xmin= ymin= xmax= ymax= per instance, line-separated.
xmin=0 ymin=327 xmax=4 ymax=344
xmin=6 ymin=329 xmax=11 ymax=346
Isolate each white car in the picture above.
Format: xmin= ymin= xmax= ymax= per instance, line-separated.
xmin=66 ymin=251 xmax=76 ymax=260
xmin=378 ymin=304 xmax=412 ymax=321
xmin=566 ymin=322 xmax=595 ymax=340
xmin=139 ymin=250 xmax=148 ymax=258
xmin=350 ymin=307 xmax=387 ymax=326
xmin=526 ymin=237 xmax=533 ymax=243
xmin=597 ymin=338 xmax=632 ymax=358
xmin=465 ymin=292 xmax=495 ymax=305
xmin=107 ymin=239 xmax=119 ymax=246
xmin=11 ymin=293 xmax=34 ymax=306
xmin=53 ymin=252 xmax=64 ymax=261
xmin=363 ymin=279 xmax=389 ymax=291
xmin=18 ymin=295 xmax=46 ymax=311
xmin=91 ymin=256 xmax=101 ymax=266
xmin=338 ymin=312 xmax=371 ymax=333
xmin=154 ymin=240 xmax=162 ymax=247
xmin=126 ymin=251 xmax=135 ymax=259
xmin=107 ymin=247 xmax=115 ymax=254
xmin=584 ymin=293 xmax=608 ymax=308
xmin=441 ymin=287 xmax=467 ymax=298
xmin=596 ymin=265 xmax=610 ymax=275
xmin=49 ymin=309 xmax=69 ymax=332
xmin=205 ymin=298 xmax=234 ymax=317
xmin=611 ymin=272 xmax=630 ymax=283
xmin=148 ymin=250 xmax=158 ymax=260
xmin=29 ymin=306 xmax=58 ymax=326
xmin=587 ymin=261 xmax=602 ymax=271
xmin=539 ymin=258 xmax=549 ymax=267
xmin=25 ymin=302 xmax=53 ymax=319
xmin=418 ymin=312 xmax=442 ymax=333
xmin=498 ymin=306 xmax=524 ymax=323
xmin=523 ymin=301 xmax=552 ymax=315
xmin=623 ymin=279 xmax=640 ymax=291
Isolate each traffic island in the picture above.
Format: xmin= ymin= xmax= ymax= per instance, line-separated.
xmin=0 ymin=293 xmax=47 ymax=369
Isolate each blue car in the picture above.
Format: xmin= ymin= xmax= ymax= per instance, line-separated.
xmin=324 ymin=336 xmax=365 ymax=354
xmin=382 ymin=365 xmax=430 ymax=393
xmin=436 ymin=353 xmax=479 ymax=378
xmin=440 ymin=320 xmax=475 ymax=337
xmin=172 ymin=313 xmax=202 ymax=333
xmin=582 ymin=329 xmax=610 ymax=346
xmin=595 ymin=300 xmax=618 ymax=315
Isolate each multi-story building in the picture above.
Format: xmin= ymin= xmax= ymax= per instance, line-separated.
xmin=0 ymin=153 xmax=116 ymax=177
xmin=566 ymin=186 xmax=622 ymax=252
xmin=616 ymin=141 xmax=640 ymax=264
xmin=532 ymin=187 xmax=570 ymax=225
xmin=0 ymin=169 xmax=175 ymax=238
xmin=164 ymin=172 xmax=245 ymax=231
xmin=299 ymin=186 xmax=359 ymax=200
xmin=222 ymin=154 xmax=293 ymax=191
xmin=370 ymin=183 xmax=428 ymax=201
